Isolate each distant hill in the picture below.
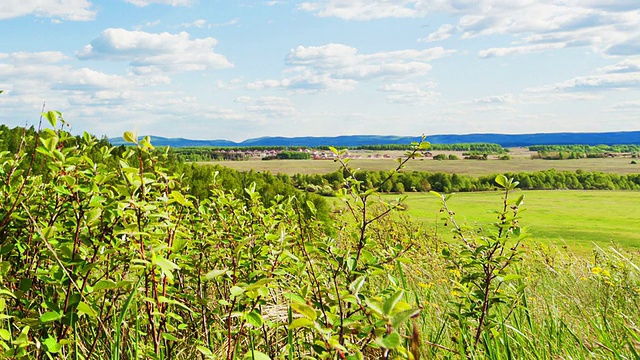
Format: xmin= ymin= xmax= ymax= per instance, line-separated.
xmin=109 ymin=131 xmax=640 ymax=148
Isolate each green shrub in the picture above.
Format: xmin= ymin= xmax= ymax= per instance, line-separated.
xmin=1 ymin=108 xmax=639 ymax=359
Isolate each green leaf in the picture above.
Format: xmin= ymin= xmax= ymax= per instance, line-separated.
xmin=383 ymin=290 xmax=404 ymax=315
xmin=162 ymin=333 xmax=179 ymax=341
xmin=0 ymin=329 xmax=10 ymax=341
xmin=39 ymin=311 xmax=62 ymax=323
xmin=515 ymin=194 xmax=525 ymax=206
xmin=349 ymin=276 xmax=366 ymax=296
xmin=306 ymin=200 xmax=316 ymax=215
xmin=93 ymin=280 xmax=117 ymax=291
xmin=289 ymin=318 xmax=314 ymax=329
xmin=290 ymin=303 xmax=317 ymax=321
xmin=243 ymin=350 xmax=271 ymax=360
xmin=0 ymin=288 xmax=16 ymax=299
xmin=503 ymin=274 xmax=522 ymax=282
xmin=205 ymin=269 xmax=227 ymax=281
xmin=380 ymin=331 xmax=401 ymax=349
xmin=43 ymin=336 xmax=62 ymax=353
xmin=43 ymin=111 xmax=59 ymax=128
xmin=365 ymin=298 xmax=384 ymax=316
xmin=346 ymin=350 xmax=365 ymax=360
xmin=429 ymin=190 xmax=443 ymax=200
xmin=85 ymin=208 xmax=102 ymax=225
xmin=41 ymin=136 xmax=58 ymax=152
xmin=77 ymin=302 xmax=97 ymax=318
xmin=495 ymin=175 xmax=508 ymax=188
xmin=196 ymin=346 xmax=216 ymax=359
xmin=391 ymin=308 xmax=420 ymax=328
xmin=123 ymin=131 xmax=137 ymax=144
xmin=11 ymin=325 xmax=29 ymax=346
xmin=245 ymin=311 xmax=264 ymax=327
xmin=230 ymin=286 xmax=244 ymax=298
xmin=19 ymin=278 xmax=32 ymax=292
xmin=154 ymin=256 xmax=180 ymax=281
xmin=170 ymin=191 xmax=192 ymax=207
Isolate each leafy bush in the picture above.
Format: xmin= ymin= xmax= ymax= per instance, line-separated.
xmin=1 ymin=109 xmax=639 ymax=359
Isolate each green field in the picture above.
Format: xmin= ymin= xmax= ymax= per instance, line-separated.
xmin=379 ymin=190 xmax=640 ymax=254
xmin=201 ymin=156 xmax=639 ymax=177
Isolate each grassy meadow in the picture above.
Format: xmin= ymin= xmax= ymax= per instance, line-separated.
xmin=205 ymin=152 xmax=640 ymax=254
xmin=200 ymin=154 xmax=639 ymax=177
xmin=379 ymin=190 xmax=640 ymax=254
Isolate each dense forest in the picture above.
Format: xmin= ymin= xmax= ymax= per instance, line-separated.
xmin=528 ymin=144 xmax=640 ymax=154
xmin=294 ymin=168 xmax=640 ymax=194
xmin=529 ymin=144 xmax=640 ymax=160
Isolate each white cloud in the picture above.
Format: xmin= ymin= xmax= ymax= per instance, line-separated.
xmin=298 ymin=0 xmax=424 ymax=20
xmin=247 ymin=44 xmax=452 ymax=92
xmin=236 ymin=96 xmax=298 ymax=118
xmin=597 ymin=59 xmax=640 ymax=73
xmin=247 ymin=72 xmax=358 ymax=92
xmin=133 ymin=20 xmax=161 ymax=30
xmin=472 ymin=94 xmax=517 ymax=104
xmin=479 ymin=43 xmax=567 ymax=58
xmin=378 ymin=82 xmax=438 ymax=105
xmin=245 ymin=44 xmax=454 ymax=94
xmin=179 ymin=18 xmax=239 ymax=28
xmin=551 ymin=72 xmax=640 ymax=92
xmin=0 ymin=51 xmax=69 ymax=64
xmin=77 ymin=28 xmax=233 ymax=72
xmin=0 ymin=0 xmax=95 ymax=21
xmin=0 ymin=51 xmax=169 ymax=95
xmin=419 ymin=24 xmax=455 ymax=43
xmin=180 ymin=19 xmax=208 ymax=28
xmin=300 ymin=1 xmax=640 ymax=59
xmin=211 ymin=18 xmax=240 ymax=27
xmin=606 ymin=36 xmax=640 ymax=56
xmin=502 ymin=59 xmax=640 ymax=110
xmin=124 ymin=0 xmax=192 ymax=7
xmin=604 ymin=101 xmax=640 ymax=112
xmin=0 ymin=50 xmax=178 ymax=130
xmin=526 ymin=59 xmax=640 ymax=93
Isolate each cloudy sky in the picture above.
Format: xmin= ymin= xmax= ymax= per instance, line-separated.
xmin=1 ymin=1 xmax=639 ymax=141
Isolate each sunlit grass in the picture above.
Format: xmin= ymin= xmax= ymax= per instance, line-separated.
xmin=379 ymin=190 xmax=640 ymax=254
xmin=201 ymin=156 xmax=639 ymax=177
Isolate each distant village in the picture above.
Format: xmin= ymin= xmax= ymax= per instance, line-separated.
xmin=206 ymin=148 xmax=434 ymax=161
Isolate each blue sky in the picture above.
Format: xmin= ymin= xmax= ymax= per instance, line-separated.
xmin=1 ymin=0 xmax=639 ymax=141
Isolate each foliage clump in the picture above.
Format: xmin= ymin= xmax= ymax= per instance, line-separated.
xmin=0 ymin=110 xmax=639 ymax=359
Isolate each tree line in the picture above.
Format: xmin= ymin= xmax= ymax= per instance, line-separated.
xmin=293 ymin=168 xmax=640 ymax=194
xmin=528 ymin=144 xmax=640 ymax=154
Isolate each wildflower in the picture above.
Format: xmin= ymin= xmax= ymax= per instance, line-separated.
xmin=418 ymin=282 xmax=432 ymax=289
xmin=591 ymin=267 xmax=602 ymax=275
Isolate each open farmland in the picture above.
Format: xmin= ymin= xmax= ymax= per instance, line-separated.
xmin=199 ymin=154 xmax=639 ymax=177
xmin=379 ymin=190 xmax=640 ymax=254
